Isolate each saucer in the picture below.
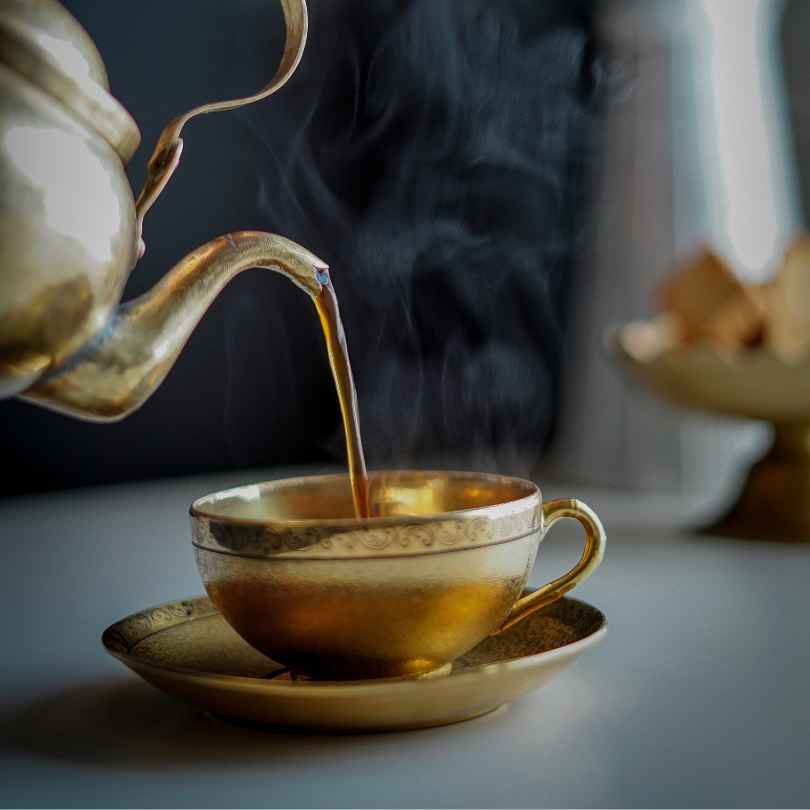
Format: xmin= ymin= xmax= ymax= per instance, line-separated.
xmin=102 ymin=594 xmax=607 ymax=733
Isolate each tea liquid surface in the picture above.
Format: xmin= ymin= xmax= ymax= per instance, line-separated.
xmin=314 ymin=278 xmax=370 ymax=518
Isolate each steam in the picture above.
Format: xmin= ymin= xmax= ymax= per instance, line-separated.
xmin=246 ymin=0 xmax=598 ymax=475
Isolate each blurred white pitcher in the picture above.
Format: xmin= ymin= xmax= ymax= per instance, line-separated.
xmin=550 ymin=0 xmax=799 ymax=493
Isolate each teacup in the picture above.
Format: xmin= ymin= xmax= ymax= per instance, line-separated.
xmin=190 ymin=470 xmax=606 ymax=680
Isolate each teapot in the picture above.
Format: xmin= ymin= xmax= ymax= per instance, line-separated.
xmin=0 ymin=0 xmax=327 ymax=420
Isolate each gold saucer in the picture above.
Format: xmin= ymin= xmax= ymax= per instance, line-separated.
xmin=102 ymin=594 xmax=607 ymax=733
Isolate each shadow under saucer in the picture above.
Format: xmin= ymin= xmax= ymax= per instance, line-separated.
xmin=1 ymin=675 xmax=513 ymax=772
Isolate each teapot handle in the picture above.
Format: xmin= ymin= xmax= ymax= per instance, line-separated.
xmin=134 ymin=0 xmax=308 ymax=251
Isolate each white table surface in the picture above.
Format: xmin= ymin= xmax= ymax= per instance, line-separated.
xmin=2 ymin=467 xmax=810 ymax=808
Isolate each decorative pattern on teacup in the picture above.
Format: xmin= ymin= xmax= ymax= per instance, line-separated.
xmin=193 ymin=501 xmax=541 ymax=559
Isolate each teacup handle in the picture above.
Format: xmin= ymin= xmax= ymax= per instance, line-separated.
xmin=497 ymin=499 xmax=606 ymax=633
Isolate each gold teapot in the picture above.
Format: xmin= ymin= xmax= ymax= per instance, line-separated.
xmin=0 ymin=0 xmax=326 ymax=420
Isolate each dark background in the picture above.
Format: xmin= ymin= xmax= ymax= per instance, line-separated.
xmin=0 ymin=0 xmax=598 ymax=494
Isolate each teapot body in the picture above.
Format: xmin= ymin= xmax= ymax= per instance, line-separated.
xmin=0 ymin=0 xmax=318 ymax=421
xmin=0 ymin=4 xmax=139 ymax=398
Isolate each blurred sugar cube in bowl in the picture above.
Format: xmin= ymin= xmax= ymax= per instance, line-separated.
xmin=609 ymin=242 xmax=810 ymax=541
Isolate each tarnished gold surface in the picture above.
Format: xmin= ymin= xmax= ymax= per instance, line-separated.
xmin=0 ymin=0 xmax=315 ymax=419
xmin=102 ymin=594 xmax=607 ymax=733
xmin=190 ymin=471 xmax=606 ymax=680
xmin=612 ymin=322 xmax=810 ymax=541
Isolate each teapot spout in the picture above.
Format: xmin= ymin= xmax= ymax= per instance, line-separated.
xmin=20 ymin=232 xmax=327 ymax=421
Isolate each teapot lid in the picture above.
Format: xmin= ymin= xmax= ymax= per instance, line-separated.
xmin=0 ymin=0 xmax=141 ymax=162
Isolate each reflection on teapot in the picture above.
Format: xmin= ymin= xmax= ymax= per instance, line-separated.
xmin=0 ymin=0 xmax=326 ymax=420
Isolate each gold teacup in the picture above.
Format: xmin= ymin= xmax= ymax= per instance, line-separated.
xmin=190 ymin=470 xmax=606 ymax=680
